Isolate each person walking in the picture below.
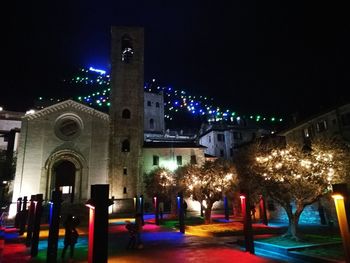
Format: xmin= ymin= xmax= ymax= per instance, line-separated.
xmin=61 ymin=214 xmax=79 ymax=261
xmin=125 ymin=220 xmax=137 ymax=249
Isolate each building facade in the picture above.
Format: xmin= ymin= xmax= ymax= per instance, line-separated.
xmin=9 ymin=26 xmax=206 ymax=216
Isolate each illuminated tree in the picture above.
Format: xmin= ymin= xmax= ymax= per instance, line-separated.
xmin=144 ymin=167 xmax=178 ymax=214
xmin=177 ymin=159 xmax=238 ymax=223
xmin=255 ymin=137 xmax=350 ymax=240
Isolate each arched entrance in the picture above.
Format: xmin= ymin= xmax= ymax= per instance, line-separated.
xmin=42 ymin=150 xmax=88 ymax=203
xmin=53 ymin=160 xmax=76 ymax=203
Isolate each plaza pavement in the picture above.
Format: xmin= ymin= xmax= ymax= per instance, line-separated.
xmin=0 ymin=215 xmax=311 ymax=263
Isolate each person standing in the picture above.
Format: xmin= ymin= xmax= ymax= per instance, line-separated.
xmin=135 ymin=213 xmax=144 ymax=249
xmin=61 ymin=214 xmax=79 ymax=261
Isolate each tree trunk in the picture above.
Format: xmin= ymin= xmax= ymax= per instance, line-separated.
xmin=204 ymin=202 xmax=213 ymax=224
xmin=284 ymin=205 xmax=303 ymax=240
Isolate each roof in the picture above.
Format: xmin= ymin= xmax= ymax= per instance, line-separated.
xmin=23 ymin=99 xmax=109 ymax=121
xmin=143 ymin=141 xmax=206 ymax=148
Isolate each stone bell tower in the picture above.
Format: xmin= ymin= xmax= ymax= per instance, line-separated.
xmin=109 ymin=26 xmax=144 ymax=199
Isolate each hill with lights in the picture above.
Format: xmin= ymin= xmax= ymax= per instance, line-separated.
xmin=35 ymin=67 xmax=285 ymax=130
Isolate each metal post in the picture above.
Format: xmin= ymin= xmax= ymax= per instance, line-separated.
xmin=25 ymin=195 xmax=36 ymax=247
xmin=259 ymin=195 xmax=268 ymax=225
xmin=87 ymin=184 xmax=111 ymax=263
xmin=31 ymin=194 xmax=43 ymax=257
xmin=154 ymin=195 xmax=159 ymax=225
xmin=224 ymin=196 xmax=229 ymax=221
xmin=46 ymin=191 xmax=62 ymax=263
xmin=140 ymin=195 xmax=144 ymax=226
xmin=240 ymin=191 xmax=254 ymax=254
xmin=14 ymin=197 xmax=22 ymax=228
xmin=19 ymin=196 xmax=28 ymax=235
xmin=177 ymin=193 xmax=185 ymax=233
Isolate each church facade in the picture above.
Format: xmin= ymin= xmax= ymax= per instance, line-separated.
xmin=10 ymin=27 xmax=206 ymax=215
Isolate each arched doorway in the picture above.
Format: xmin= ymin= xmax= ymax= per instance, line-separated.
xmin=53 ymin=160 xmax=76 ymax=203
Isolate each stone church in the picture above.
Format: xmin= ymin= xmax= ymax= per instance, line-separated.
xmin=10 ymin=26 xmax=205 ymax=215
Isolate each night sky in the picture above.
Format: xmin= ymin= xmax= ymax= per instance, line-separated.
xmin=3 ymin=1 xmax=350 ymax=120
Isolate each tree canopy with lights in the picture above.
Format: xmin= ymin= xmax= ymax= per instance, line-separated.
xmin=144 ymin=167 xmax=178 ymax=214
xmin=177 ymin=159 xmax=238 ymax=223
xmin=255 ymin=137 xmax=350 ymax=239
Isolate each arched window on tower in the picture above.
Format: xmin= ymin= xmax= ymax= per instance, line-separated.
xmin=122 ymin=109 xmax=131 ymax=119
xmin=121 ymin=34 xmax=134 ymax=63
xmin=122 ymin=139 xmax=130 ymax=152
xmin=149 ymin=118 xmax=154 ymax=129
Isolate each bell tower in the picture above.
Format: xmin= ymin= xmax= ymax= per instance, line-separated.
xmin=109 ymin=26 xmax=144 ymax=199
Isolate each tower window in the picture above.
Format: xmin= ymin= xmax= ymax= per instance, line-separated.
xmin=122 ymin=109 xmax=131 ymax=119
xmin=123 ymin=187 xmax=127 ymax=194
xmin=147 ymin=101 xmax=152 ymax=107
xmin=156 ymin=102 xmax=160 ymax=108
xmin=121 ymin=35 xmax=133 ymax=63
xmin=123 ymin=167 xmax=128 ymax=175
xmin=122 ymin=139 xmax=130 ymax=152
xmin=153 ymin=155 xmax=159 ymax=165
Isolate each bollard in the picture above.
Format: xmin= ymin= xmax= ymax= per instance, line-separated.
xmin=259 ymin=195 xmax=268 ymax=226
xmin=25 ymin=195 xmax=36 ymax=247
xmin=19 ymin=196 xmax=28 ymax=235
xmin=139 ymin=195 xmax=144 ymax=226
xmin=31 ymin=194 xmax=43 ymax=257
xmin=177 ymin=193 xmax=185 ymax=233
xmin=224 ymin=196 xmax=229 ymax=221
xmin=240 ymin=191 xmax=254 ymax=254
xmin=332 ymin=184 xmax=350 ymax=262
xmin=14 ymin=197 xmax=22 ymax=228
xmin=154 ymin=195 xmax=159 ymax=225
xmin=86 ymin=184 xmax=113 ymax=263
xmin=46 ymin=190 xmax=62 ymax=263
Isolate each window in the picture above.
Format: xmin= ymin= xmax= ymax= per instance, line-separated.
xmin=341 ymin=113 xmax=350 ymax=126
xmin=233 ymin=132 xmax=242 ymax=140
xmin=230 ymin=148 xmax=233 ymax=157
xmin=121 ymin=35 xmax=133 ymax=63
xmin=190 ymin=155 xmax=197 ymax=164
xmin=156 ymin=102 xmax=160 ymax=108
xmin=316 ymin=120 xmax=327 ymax=132
xmin=217 ymin=134 xmax=225 ymax=142
xmin=147 ymin=101 xmax=152 ymax=107
xmin=123 ymin=167 xmax=127 ymax=175
xmin=220 ymin=149 xmax=224 ymax=157
xmin=153 ymin=155 xmax=159 ymax=165
xmin=150 ymin=119 xmax=154 ymax=129
xmin=122 ymin=109 xmax=131 ymax=119
xmin=123 ymin=187 xmax=127 ymax=194
xmin=176 ymin=155 xmax=182 ymax=165
xmin=208 ymin=135 xmax=211 ymax=143
xmin=122 ymin=139 xmax=130 ymax=152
